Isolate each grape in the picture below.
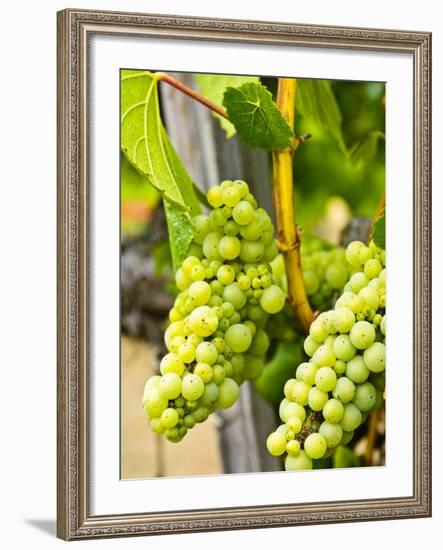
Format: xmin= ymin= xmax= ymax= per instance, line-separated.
xmin=304 ymin=433 xmax=327 ymax=459
xmin=181 ymin=374 xmax=205 ymax=401
xmin=279 ymin=398 xmax=306 ymax=422
xmin=207 ymin=185 xmax=224 ymax=208
xmin=249 ymin=329 xmax=269 ymax=355
xmin=346 ymin=355 xmax=370 ymax=383
xmin=353 ymin=382 xmax=377 ymax=411
xmin=364 ymin=258 xmax=383 ymax=279
xmin=345 ymin=241 xmax=365 ymax=266
xmin=341 ymin=403 xmax=362 ymax=431
xmin=232 ymin=201 xmax=254 ymax=225
xmin=266 ymin=432 xmax=287 ymax=456
xmin=217 ymin=265 xmax=236 ymax=285
xmin=284 ymin=378 xmax=297 ymax=399
xmin=160 ymin=408 xmax=179 ymax=429
xmin=292 ymin=381 xmax=311 ymax=406
xmin=223 ymin=283 xmax=247 ymax=310
xmin=160 ymin=353 xmax=185 ymax=376
xmin=312 ymin=345 xmax=336 ymax=367
xmin=260 ymin=285 xmax=286 ymax=314
xmin=224 ymin=324 xmax=252 ymax=353
xmin=287 ymin=416 xmax=302 ymax=434
xmin=158 ymin=373 xmax=182 ymax=400
xmin=219 ymin=236 xmax=241 ymax=260
xmin=363 ymin=342 xmax=385 ymax=373
xmin=296 ymin=362 xmax=318 ymax=385
xmin=202 ymin=232 xmax=222 ymax=261
xmin=315 ymin=367 xmax=337 ymax=392
xmin=334 ymin=360 xmax=346 ymax=375
xmin=334 ymin=308 xmax=356 ymax=335
xmin=319 ymin=421 xmax=343 ymax=448
xmin=193 ymin=216 xmax=210 ymax=244
xmin=285 ymin=450 xmax=313 ymax=471
xmin=359 ymin=287 xmax=380 ymax=310
xmin=333 ymin=377 xmax=356 ymax=403
xmin=322 ymin=398 xmax=344 ymax=423
xmin=240 ymin=240 xmax=265 ymax=263
xmin=286 ymin=439 xmax=301 ymax=456
xmin=195 ymin=341 xmax=218 ymax=365
xmin=194 ymin=363 xmax=213 ymax=383
xmin=189 ymin=306 xmax=219 ymax=337
xmin=303 ymin=336 xmax=320 ymax=356
xmin=193 ymin=406 xmax=210 ymax=423
xmin=308 ymin=387 xmax=328 ymax=411
xmin=144 ymin=389 xmax=168 ymax=418
xmin=200 ymin=382 xmax=219 ymax=407
xmin=188 ymin=281 xmax=212 ymax=306
xmin=333 ymin=334 xmax=356 ymax=361
xmin=216 ymin=378 xmax=239 ymax=408
xmin=349 ymin=272 xmax=369 ymax=293
xmin=223 ymin=185 xmax=241 ymax=207
xmin=183 ymin=414 xmax=196 ymax=429
xmin=350 ymin=321 xmax=376 ymax=349
xmin=309 ymin=319 xmax=328 ymax=343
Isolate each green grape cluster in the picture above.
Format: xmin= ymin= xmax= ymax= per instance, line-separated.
xmin=143 ymin=180 xmax=286 ymax=442
xmin=301 ymin=238 xmax=353 ymax=311
xmin=266 ymin=240 xmax=386 ymax=470
xmin=271 ymin=237 xmax=354 ymax=318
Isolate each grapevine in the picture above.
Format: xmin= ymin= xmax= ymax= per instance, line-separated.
xmin=143 ymin=180 xmax=286 ymax=442
xmin=266 ymin=240 xmax=386 ymax=469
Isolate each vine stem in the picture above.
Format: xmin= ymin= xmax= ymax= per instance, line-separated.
xmin=156 ymin=72 xmax=228 ymax=119
xmin=364 ymin=408 xmax=381 ymax=465
xmin=272 ymin=78 xmax=314 ymax=333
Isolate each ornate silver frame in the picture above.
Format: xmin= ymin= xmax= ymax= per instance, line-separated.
xmin=57 ymin=8 xmax=432 ymax=540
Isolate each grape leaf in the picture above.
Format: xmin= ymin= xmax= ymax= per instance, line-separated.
xmin=296 ymin=79 xmax=347 ymax=154
xmin=350 ymin=131 xmax=385 ymax=170
xmin=223 ymin=82 xmax=294 ymax=150
xmin=254 ymin=339 xmax=305 ymax=404
xmin=121 ymin=70 xmax=201 ymax=269
xmin=195 ymin=74 xmax=259 ymax=138
xmin=372 ymin=208 xmax=385 ymax=250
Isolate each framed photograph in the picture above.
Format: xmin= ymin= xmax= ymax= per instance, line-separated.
xmin=57 ymin=8 xmax=431 ymax=540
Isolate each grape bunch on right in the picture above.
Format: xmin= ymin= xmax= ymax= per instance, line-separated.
xmin=266 ymin=240 xmax=386 ymax=470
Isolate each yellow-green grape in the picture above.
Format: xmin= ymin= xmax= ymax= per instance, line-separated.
xmin=158 ymin=373 xmax=182 ymax=400
xmin=216 ymin=378 xmax=239 ymax=408
xmin=304 ymin=433 xmax=327 ymax=459
xmin=363 ymin=342 xmax=385 ymax=373
xmin=333 ymin=377 xmax=356 ymax=403
xmin=160 ymin=353 xmax=185 ymax=376
xmin=319 ymin=421 xmax=343 ymax=448
xmin=266 ymin=432 xmax=287 ymax=456
xmin=160 ymin=408 xmax=179 ymax=429
xmin=322 ymin=398 xmax=344 ymax=423
xmin=315 ymin=367 xmax=337 ymax=392
xmin=260 ymin=285 xmax=286 ymax=314
xmin=352 ymin=382 xmax=377 ymax=412
xmin=341 ymin=403 xmax=362 ymax=432
xmin=189 ymin=306 xmax=219 ymax=337
xmin=181 ymin=373 xmax=205 ymax=401
xmin=286 ymin=439 xmax=301 ymax=456
xmin=285 ymin=450 xmax=313 ymax=471
xmin=224 ymin=323 xmax=252 ymax=353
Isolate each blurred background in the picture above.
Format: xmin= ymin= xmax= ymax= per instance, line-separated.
xmin=120 ymin=72 xmax=385 ymax=479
